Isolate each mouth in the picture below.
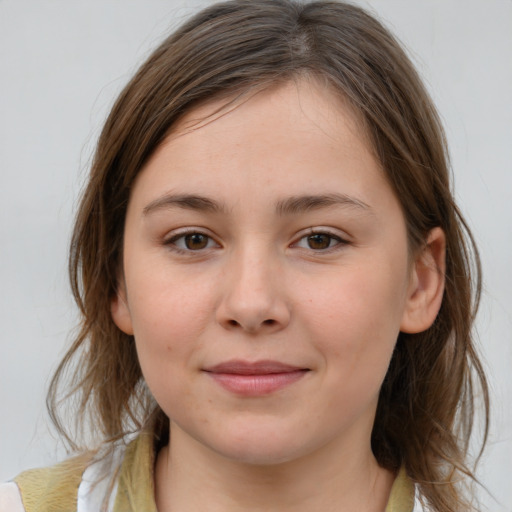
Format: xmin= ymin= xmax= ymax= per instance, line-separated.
xmin=203 ymin=360 xmax=310 ymax=396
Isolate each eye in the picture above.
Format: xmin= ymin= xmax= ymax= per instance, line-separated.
xmin=294 ymin=231 xmax=345 ymax=251
xmin=167 ymin=231 xmax=218 ymax=251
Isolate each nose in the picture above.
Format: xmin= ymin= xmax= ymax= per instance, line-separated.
xmin=216 ymin=247 xmax=291 ymax=334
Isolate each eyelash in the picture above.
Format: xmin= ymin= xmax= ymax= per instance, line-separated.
xmin=164 ymin=229 xmax=220 ymax=254
xmin=292 ymin=229 xmax=348 ymax=252
xmin=164 ymin=228 xmax=348 ymax=254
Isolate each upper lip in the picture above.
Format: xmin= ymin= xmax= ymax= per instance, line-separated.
xmin=204 ymin=360 xmax=307 ymax=375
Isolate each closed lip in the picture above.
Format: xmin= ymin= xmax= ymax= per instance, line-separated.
xmin=203 ymin=359 xmax=309 ymax=396
xmin=203 ymin=359 xmax=308 ymax=375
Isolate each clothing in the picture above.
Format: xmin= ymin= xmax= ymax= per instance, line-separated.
xmin=1 ymin=432 xmax=419 ymax=512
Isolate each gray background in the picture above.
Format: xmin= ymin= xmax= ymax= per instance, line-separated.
xmin=1 ymin=1 xmax=511 ymax=510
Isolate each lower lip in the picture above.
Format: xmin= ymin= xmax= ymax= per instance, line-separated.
xmin=206 ymin=370 xmax=308 ymax=396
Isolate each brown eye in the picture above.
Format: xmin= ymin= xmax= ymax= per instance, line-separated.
xmin=167 ymin=231 xmax=217 ymax=252
xmin=294 ymin=231 xmax=345 ymax=252
xmin=307 ymin=233 xmax=333 ymax=250
xmin=184 ymin=233 xmax=209 ymax=250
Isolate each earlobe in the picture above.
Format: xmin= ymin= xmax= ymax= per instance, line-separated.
xmin=111 ymin=285 xmax=134 ymax=335
xmin=400 ymin=227 xmax=446 ymax=334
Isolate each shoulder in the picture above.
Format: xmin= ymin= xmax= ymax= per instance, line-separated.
xmin=2 ymin=440 xmax=129 ymax=512
xmin=0 ymin=453 xmax=91 ymax=512
xmin=6 ymin=451 xmax=94 ymax=512
xmin=1 ymin=433 xmax=153 ymax=512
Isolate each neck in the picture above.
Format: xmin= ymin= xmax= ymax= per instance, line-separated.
xmin=154 ymin=424 xmax=395 ymax=512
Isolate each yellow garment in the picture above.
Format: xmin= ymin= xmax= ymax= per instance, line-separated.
xmin=385 ymin=467 xmax=415 ymax=512
xmin=13 ymin=433 xmax=415 ymax=512
xmin=15 ymin=451 xmax=94 ymax=512
xmin=112 ymin=432 xmax=157 ymax=512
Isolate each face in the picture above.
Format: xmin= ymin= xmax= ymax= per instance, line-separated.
xmin=112 ymin=79 xmax=434 ymax=467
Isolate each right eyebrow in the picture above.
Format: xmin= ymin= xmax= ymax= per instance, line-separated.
xmin=142 ymin=194 xmax=227 ymax=216
xmin=275 ymin=193 xmax=373 ymax=216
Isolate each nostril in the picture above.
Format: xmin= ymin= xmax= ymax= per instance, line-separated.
xmin=226 ymin=318 xmax=276 ymax=328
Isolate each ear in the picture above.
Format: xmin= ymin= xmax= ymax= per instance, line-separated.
xmin=111 ymin=281 xmax=134 ymax=335
xmin=400 ymin=227 xmax=446 ymax=334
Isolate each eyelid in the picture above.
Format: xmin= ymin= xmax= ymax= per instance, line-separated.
xmin=164 ymin=227 xmax=221 ymax=252
xmin=291 ymin=227 xmax=350 ymax=251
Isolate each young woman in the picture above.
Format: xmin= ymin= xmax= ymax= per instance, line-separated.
xmin=0 ymin=1 xmax=489 ymax=511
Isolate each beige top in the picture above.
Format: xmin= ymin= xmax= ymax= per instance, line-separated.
xmin=1 ymin=432 xmax=418 ymax=512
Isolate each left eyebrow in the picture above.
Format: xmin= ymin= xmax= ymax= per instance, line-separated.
xmin=142 ymin=193 xmax=227 ymax=216
xmin=275 ymin=193 xmax=373 ymax=216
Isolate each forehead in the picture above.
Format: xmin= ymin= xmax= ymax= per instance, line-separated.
xmin=167 ymin=78 xmax=369 ymax=153
xmin=130 ymin=78 xmax=390 ymax=213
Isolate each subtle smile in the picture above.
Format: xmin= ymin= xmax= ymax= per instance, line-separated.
xmin=203 ymin=360 xmax=310 ymax=396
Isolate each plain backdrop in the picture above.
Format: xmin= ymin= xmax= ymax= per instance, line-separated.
xmin=1 ymin=1 xmax=511 ymax=510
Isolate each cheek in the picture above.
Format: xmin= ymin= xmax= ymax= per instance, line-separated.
xmin=301 ymin=256 xmax=408 ymax=379
xmin=129 ymin=263 xmax=214 ymax=338
xmin=126 ymin=272 xmax=215 ymax=403
xmin=306 ymin=260 xmax=407 ymax=335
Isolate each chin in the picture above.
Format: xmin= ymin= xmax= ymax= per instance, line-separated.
xmin=214 ymin=441 xmax=305 ymax=467
xmin=201 ymin=424 xmax=316 ymax=467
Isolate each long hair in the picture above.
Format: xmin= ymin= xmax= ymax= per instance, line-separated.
xmin=47 ymin=1 xmax=489 ymax=510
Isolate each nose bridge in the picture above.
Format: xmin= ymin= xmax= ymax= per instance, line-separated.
xmin=218 ymin=239 xmax=289 ymax=333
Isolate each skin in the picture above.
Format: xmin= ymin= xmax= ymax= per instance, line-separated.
xmin=112 ymin=79 xmax=445 ymax=512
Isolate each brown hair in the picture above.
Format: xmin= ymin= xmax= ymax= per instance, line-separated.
xmin=48 ymin=1 xmax=489 ymax=510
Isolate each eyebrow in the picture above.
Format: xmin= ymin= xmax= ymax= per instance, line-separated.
xmin=275 ymin=193 xmax=373 ymax=216
xmin=142 ymin=192 xmax=372 ymax=216
xmin=143 ymin=194 xmax=227 ymax=215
